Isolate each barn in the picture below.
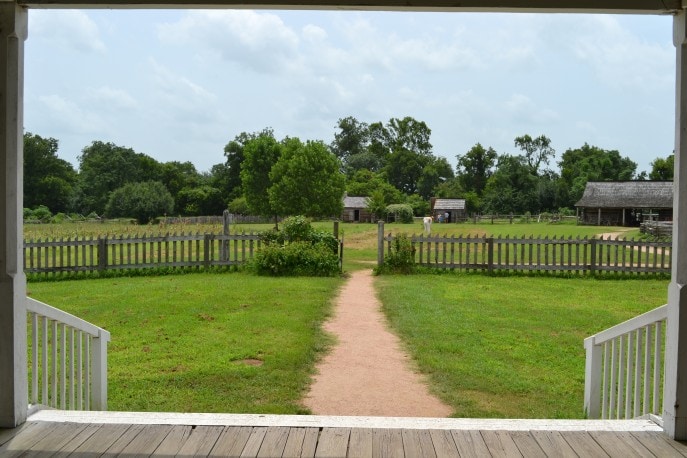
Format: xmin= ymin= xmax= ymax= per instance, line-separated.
xmin=430 ymin=198 xmax=467 ymax=223
xmin=341 ymin=195 xmax=372 ymax=223
xmin=575 ymin=181 xmax=673 ymax=226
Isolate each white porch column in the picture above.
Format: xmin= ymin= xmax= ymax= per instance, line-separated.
xmin=664 ymin=10 xmax=687 ymax=440
xmin=0 ymin=1 xmax=27 ymax=429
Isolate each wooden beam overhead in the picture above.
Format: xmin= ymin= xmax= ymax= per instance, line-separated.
xmin=17 ymin=0 xmax=682 ymax=14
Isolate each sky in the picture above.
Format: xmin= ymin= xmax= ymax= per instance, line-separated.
xmin=24 ymin=8 xmax=676 ymax=176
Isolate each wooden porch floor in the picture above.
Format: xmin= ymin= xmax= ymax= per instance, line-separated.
xmin=2 ymin=410 xmax=687 ymax=457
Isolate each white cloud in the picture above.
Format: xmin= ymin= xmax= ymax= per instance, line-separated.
xmin=568 ymin=15 xmax=673 ymax=91
xmin=157 ymin=10 xmax=299 ymax=73
xmin=37 ymin=94 xmax=106 ymax=134
xmin=29 ymin=10 xmax=105 ymax=53
xmin=505 ymin=93 xmax=559 ymax=124
xmin=86 ymin=86 xmax=139 ymax=111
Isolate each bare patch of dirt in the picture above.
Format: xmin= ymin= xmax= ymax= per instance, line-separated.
xmin=234 ymin=359 xmax=263 ymax=367
xmin=302 ymin=269 xmax=452 ymax=417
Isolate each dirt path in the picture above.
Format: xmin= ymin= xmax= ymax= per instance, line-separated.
xmin=302 ymin=269 xmax=453 ymax=417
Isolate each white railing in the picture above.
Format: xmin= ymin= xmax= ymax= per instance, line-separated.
xmin=584 ymin=304 xmax=666 ymax=419
xmin=26 ymin=297 xmax=110 ymax=411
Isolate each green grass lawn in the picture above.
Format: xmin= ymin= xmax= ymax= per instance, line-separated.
xmin=28 ymin=272 xmax=344 ymax=414
xmin=25 ymin=219 xmax=669 ymax=417
xmin=375 ymin=274 xmax=668 ymax=418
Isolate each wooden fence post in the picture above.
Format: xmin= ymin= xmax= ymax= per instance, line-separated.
xmin=333 ymin=220 xmax=339 ymax=240
xmin=487 ymin=237 xmax=494 ymax=273
xmin=204 ymin=234 xmax=212 ymax=269
xmin=589 ymin=238 xmax=597 ymax=275
xmin=377 ymin=221 xmax=385 ymax=266
xmin=221 ymin=210 xmax=230 ymax=262
xmin=97 ymin=237 xmax=108 ymax=271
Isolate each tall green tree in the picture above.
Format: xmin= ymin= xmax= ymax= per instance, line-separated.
xmin=23 ymin=132 xmax=77 ymax=213
xmin=105 ymin=181 xmax=174 ymax=224
xmin=240 ymin=131 xmax=282 ymax=218
xmin=558 ymin=143 xmax=637 ymax=207
xmin=268 ymin=138 xmax=345 ymax=218
xmin=417 ymin=156 xmax=454 ymax=200
xmin=649 ymin=154 xmax=674 ymax=180
xmin=223 ymin=130 xmax=271 ymax=200
xmin=77 ymin=141 xmax=163 ymax=214
xmin=482 ymin=155 xmax=539 ymax=214
xmin=331 ymin=116 xmax=370 ymax=163
xmin=346 ymin=169 xmax=404 ymax=204
xmin=514 ymin=134 xmax=555 ymax=174
xmin=455 ymin=143 xmax=497 ymax=196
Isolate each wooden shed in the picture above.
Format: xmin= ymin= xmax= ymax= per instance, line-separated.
xmin=430 ymin=198 xmax=467 ymax=223
xmin=575 ymin=181 xmax=673 ymax=226
xmin=342 ymin=195 xmax=372 ymax=223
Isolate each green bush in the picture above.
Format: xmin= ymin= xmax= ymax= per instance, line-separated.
xmin=253 ymin=216 xmax=340 ymax=276
xmin=386 ymin=204 xmax=414 ymax=223
xmin=105 ymin=181 xmax=174 ymax=224
xmin=376 ymin=233 xmax=416 ymax=274
xmin=250 ymin=241 xmax=339 ymax=276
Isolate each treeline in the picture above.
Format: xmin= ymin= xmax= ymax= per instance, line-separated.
xmin=24 ymin=116 xmax=675 ymax=223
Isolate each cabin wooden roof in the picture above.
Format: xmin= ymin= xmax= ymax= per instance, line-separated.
xmin=575 ymin=181 xmax=673 ymax=209
xmin=343 ymin=196 xmax=369 ymax=209
xmin=432 ymin=198 xmax=466 ymax=211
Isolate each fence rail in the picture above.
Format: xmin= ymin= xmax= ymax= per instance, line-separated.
xmin=26 ymin=297 xmax=110 ymax=411
xmin=583 ymin=305 xmax=666 ymax=419
xmin=378 ymin=222 xmax=671 ymax=275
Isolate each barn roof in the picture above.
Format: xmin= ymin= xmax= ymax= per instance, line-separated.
xmin=433 ymin=199 xmax=466 ymax=211
xmin=575 ymin=181 xmax=673 ymax=209
xmin=343 ymin=196 xmax=370 ymax=208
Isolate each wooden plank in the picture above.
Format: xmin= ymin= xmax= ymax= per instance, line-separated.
xmin=0 ymin=422 xmax=34 ymax=447
xmin=372 ymin=428 xmax=404 ymax=457
xmin=209 ymin=426 xmax=252 ymax=457
xmin=50 ymin=424 xmax=102 ymax=458
xmin=631 ymin=431 xmax=687 ymax=457
xmin=480 ymin=430 xmax=523 ymax=458
xmin=0 ymin=421 xmax=62 ymax=457
xmin=71 ymin=423 xmax=132 ymax=455
xmin=590 ymin=431 xmax=652 ymax=457
xmin=282 ymin=428 xmax=307 ymax=457
xmin=450 ymin=429 xmax=490 ymax=458
xmin=22 ymin=422 xmax=90 ymax=457
xmin=177 ymin=425 xmax=224 ymax=456
xmin=301 ymin=427 xmax=320 ymax=457
xmin=559 ymin=431 xmax=609 ymax=457
xmin=428 ymin=429 xmax=459 ymax=457
xmin=150 ymin=425 xmax=192 ymax=456
xmin=348 ymin=428 xmax=373 ymax=458
xmin=117 ymin=424 xmax=174 ymax=455
xmin=401 ymin=429 xmax=436 ymax=458
xmin=315 ymin=427 xmax=350 ymax=458
xmin=257 ymin=426 xmax=290 ymax=457
xmin=509 ymin=431 xmax=546 ymax=457
xmin=101 ymin=424 xmax=147 ymax=456
xmin=241 ymin=427 xmax=268 ymax=457
xmin=529 ymin=430 xmax=576 ymax=458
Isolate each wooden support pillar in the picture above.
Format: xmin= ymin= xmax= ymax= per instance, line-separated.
xmin=664 ymin=10 xmax=687 ymax=440
xmin=597 ymin=208 xmax=601 ymax=226
xmin=0 ymin=1 xmax=27 ymax=428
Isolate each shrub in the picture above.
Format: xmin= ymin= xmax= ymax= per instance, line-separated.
xmin=228 ymin=197 xmax=249 ymax=215
xmin=250 ymin=241 xmax=339 ymax=276
xmin=25 ymin=205 xmax=52 ymax=222
xmin=105 ymin=181 xmax=174 ymax=224
xmin=252 ymin=215 xmax=340 ymax=276
xmin=386 ymin=204 xmax=414 ymax=223
xmin=376 ymin=233 xmax=416 ymax=274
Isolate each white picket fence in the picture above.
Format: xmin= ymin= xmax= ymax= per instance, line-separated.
xmin=584 ymin=304 xmax=666 ymax=419
xmin=26 ymin=297 xmax=110 ymax=411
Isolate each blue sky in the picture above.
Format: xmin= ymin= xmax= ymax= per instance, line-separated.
xmin=24 ymin=9 xmax=675 ymax=175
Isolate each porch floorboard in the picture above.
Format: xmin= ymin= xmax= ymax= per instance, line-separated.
xmin=2 ymin=411 xmax=687 ymax=457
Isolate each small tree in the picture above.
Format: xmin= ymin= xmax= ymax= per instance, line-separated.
xmin=105 ymin=181 xmax=174 ymax=224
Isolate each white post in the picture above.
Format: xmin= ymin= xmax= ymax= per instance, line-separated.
xmin=584 ymin=336 xmax=602 ymax=418
xmin=0 ymin=1 xmax=27 ymax=428
xmin=664 ymin=10 xmax=687 ymax=440
xmin=90 ymin=329 xmax=110 ymax=411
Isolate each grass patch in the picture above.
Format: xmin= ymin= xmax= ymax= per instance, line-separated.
xmin=28 ymin=272 xmax=344 ymax=414
xmin=375 ymin=274 xmax=668 ymax=419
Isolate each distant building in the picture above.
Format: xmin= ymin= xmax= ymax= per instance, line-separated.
xmin=430 ymin=198 xmax=467 ymax=223
xmin=341 ymin=195 xmax=372 ymax=222
xmin=575 ymin=181 xmax=673 ymax=226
